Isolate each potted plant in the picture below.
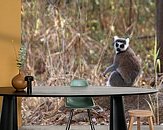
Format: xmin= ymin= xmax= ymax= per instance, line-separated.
xmin=16 ymin=45 xmax=27 ymax=70
xmin=11 ymin=44 xmax=27 ymax=91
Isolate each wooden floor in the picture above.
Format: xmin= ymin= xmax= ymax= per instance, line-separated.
xmin=20 ymin=125 xmax=163 ymax=130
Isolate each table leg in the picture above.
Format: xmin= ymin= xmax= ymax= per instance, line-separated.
xmin=110 ymin=96 xmax=127 ymax=130
xmin=0 ymin=96 xmax=18 ymax=130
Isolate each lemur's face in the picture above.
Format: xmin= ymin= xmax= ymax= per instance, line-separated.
xmin=113 ymin=36 xmax=129 ymax=54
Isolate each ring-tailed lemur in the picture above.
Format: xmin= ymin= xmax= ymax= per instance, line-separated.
xmin=102 ymin=36 xmax=141 ymax=87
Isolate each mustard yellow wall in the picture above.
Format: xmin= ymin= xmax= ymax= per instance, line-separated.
xmin=0 ymin=0 xmax=21 ymax=127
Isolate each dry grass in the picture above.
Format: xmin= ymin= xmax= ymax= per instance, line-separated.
xmin=21 ymin=0 xmax=163 ymax=125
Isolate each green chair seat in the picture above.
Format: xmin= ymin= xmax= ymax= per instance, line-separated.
xmin=65 ymin=97 xmax=95 ymax=108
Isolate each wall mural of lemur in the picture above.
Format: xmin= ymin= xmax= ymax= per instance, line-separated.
xmin=102 ymin=36 xmax=141 ymax=87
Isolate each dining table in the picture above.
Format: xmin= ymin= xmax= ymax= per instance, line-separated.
xmin=0 ymin=85 xmax=158 ymax=130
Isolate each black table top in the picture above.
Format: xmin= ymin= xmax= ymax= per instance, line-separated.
xmin=0 ymin=86 xmax=158 ymax=97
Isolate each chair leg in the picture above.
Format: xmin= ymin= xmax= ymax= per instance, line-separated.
xmin=148 ymin=116 xmax=154 ymax=130
xmin=128 ymin=116 xmax=134 ymax=130
xmin=87 ymin=109 xmax=95 ymax=130
xmin=66 ymin=109 xmax=74 ymax=130
xmin=137 ymin=117 xmax=141 ymax=130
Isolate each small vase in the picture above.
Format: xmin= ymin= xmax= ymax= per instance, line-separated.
xmin=11 ymin=70 xmax=27 ymax=91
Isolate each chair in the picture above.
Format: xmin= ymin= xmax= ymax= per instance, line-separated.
xmin=65 ymin=79 xmax=95 ymax=130
xmin=128 ymin=109 xmax=154 ymax=130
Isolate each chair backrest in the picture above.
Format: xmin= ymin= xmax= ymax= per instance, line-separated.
xmin=70 ymin=79 xmax=88 ymax=87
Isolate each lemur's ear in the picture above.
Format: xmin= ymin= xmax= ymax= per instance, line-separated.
xmin=113 ymin=36 xmax=119 ymax=41
xmin=126 ymin=38 xmax=130 ymax=44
